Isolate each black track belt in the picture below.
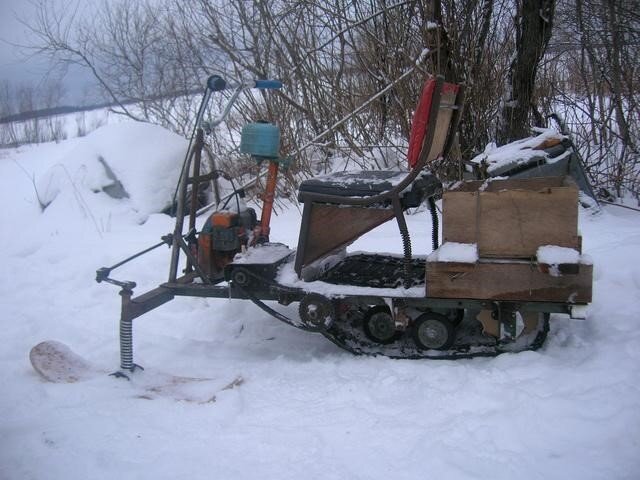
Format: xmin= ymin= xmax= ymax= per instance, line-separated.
xmin=320 ymin=254 xmax=426 ymax=288
xmin=231 ymin=267 xmax=549 ymax=360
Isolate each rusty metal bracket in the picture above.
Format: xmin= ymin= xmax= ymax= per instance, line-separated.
xmin=96 ymin=236 xmax=174 ymax=290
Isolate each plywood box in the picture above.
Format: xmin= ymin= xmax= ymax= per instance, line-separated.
xmin=443 ymin=177 xmax=580 ymax=258
xmin=426 ymin=259 xmax=592 ymax=303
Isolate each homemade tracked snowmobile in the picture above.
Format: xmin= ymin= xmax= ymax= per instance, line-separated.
xmin=96 ymin=75 xmax=593 ymax=372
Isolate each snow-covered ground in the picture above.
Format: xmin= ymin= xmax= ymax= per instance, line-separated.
xmin=1 ymin=122 xmax=639 ymax=480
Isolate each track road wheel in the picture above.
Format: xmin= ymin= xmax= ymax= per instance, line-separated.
xmin=231 ymin=267 xmax=251 ymax=287
xmin=362 ymin=306 xmax=398 ymax=345
xmin=412 ymin=313 xmax=456 ymax=350
xmin=299 ymin=294 xmax=335 ymax=332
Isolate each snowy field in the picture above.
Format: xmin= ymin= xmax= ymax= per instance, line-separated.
xmin=1 ymin=122 xmax=639 ymax=480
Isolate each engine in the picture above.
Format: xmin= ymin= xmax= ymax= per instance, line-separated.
xmin=197 ymin=207 xmax=257 ymax=279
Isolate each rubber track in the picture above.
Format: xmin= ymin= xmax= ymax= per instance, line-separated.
xmin=322 ymin=315 xmax=549 ymax=360
xmin=320 ymin=254 xmax=426 ymax=288
xmin=233 ymin=268 xmax=549 ymax=360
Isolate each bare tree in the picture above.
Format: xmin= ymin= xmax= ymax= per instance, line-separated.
xmin=435 ymin=0 xmax=516 ymax=159
xmin=541 ymin=0 xmax=639 ymax=200
xmin=24 ymin=0 xmax=637 ymax=200
xmin=0 ymin=80 xmax=67 ymax=146
xmin=0 ymin=80 xmax=19 ymax=145
xmin=499 ymin=0 xmax=555 ymax=143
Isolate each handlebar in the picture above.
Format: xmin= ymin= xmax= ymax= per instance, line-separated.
xmin=207 ymin=75 xmax=227 ymax=91
xmin=206 ymin=75 xmax=283 ymax=92
xmin=198 ymin=75 xmax=282 ymax=132
xmin=177 ymin=74 xmax=283 ymax=213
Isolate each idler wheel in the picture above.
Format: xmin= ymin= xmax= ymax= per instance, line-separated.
xmin=230 ymin=267 xmax=251 ymax=287
xmin=298 ymin=294 xmax=335 ymax=331
xmin=412 ymin=313 xmax=456 ymax=350
xmin=362 ymin=305 xmax=398 ymax=344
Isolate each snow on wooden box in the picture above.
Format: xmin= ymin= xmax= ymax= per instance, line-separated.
xmin=443 ymin=176 xmax=581 ymax=258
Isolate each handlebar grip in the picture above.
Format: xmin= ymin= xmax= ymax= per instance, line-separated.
xmin=207 ymin=75 xmax=227 ymax=92
xmin=254 ymin=80 xmax=283 ymax=90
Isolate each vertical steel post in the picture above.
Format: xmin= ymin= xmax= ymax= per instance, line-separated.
xmin=186 ymin=128 xmax=204 ymax=272
xmin=258 ymin=160 xmax=279 ymax=241
xmin=169 ymin=146 xmax=194 ymax=282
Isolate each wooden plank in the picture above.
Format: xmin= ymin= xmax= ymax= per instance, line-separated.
xmin=426 ymin=260 xmax=592 ymax=303
xmin=301 ymin=204 xmax=394 ymax=268
xmin=442 ymin=177 xmax=580 ymax=258
xmin=442 ymin=190 xmax=476 ymax=244
xmin=448 ymin=177 xmax=566 ymax=193
xmin=477 ymin=186 xmax=579 ymax=257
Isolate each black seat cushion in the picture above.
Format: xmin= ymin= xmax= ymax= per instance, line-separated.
xmin=298 ymin=170 xmax=441 ymax=208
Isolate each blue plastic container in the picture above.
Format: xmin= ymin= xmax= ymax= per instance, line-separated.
xmin=240 ymin=122 xmax=280 ymax=158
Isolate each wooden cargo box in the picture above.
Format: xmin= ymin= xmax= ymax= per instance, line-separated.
xmin=425 ymin=258 xmax=592 ymax=303
xmin=443 ymin=176 xmax=581 ymax=258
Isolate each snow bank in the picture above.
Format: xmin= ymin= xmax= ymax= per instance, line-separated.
xmin=36 ymin=122 xmax=187 ymax=221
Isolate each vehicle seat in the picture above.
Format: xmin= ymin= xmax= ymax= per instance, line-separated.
xmin=295 ymin=76 xmax=464 ymax=280
xmin=297 ymin=170 xmax=442 ymax=209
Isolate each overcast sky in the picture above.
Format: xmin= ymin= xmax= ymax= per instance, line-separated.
xmin=0 ymin=0 xmax=98 ymax=106
xmin=0 ymin=2 xmax=44 ymax=83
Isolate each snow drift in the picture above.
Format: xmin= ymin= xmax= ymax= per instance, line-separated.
xmin=35 ymin=122 xmax=187 ymax=221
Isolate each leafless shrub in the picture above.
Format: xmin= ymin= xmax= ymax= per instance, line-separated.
xmin=21 ymin=0 xmax=638 ymax=199
xmin=539 ymin=0 xmax=639 ymax=199
xmin=0 ymin=80 xmax=68 ymax=146
xmin=23 ymin=1 xmax=446 ymax=178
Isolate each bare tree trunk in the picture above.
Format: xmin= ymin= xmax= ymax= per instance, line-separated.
xmin=499 ymin=0 xmax=555 ymax=144
xmin=431 ymin=0 xmax=456 ymax=80
xmin=605 ymin=0 xmax=632 ymax=149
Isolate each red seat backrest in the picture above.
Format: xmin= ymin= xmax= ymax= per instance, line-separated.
xmin=407 ymin=77 xmax=459 ymax=169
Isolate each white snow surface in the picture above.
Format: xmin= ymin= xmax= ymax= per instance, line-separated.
xmin=2 ymin=125 xmax=640 ymax=480
xmin=537 ymin=245 xmax=581 ymax=265
xmin=277 ymin=261 xmax=425 ymax=298
xmin=233 ymin=243 xmax=293 ymax=265
xmin=470 ymin=128 xmax=567 ymax=173
xmin=427 ymin=242 xmax=479 ymax=263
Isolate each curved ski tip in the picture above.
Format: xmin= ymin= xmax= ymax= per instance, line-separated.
xmin=29 ymin=340 xmax=95 ymax=383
